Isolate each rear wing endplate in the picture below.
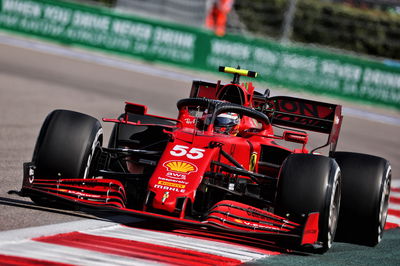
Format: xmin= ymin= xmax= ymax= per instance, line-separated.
xmin=261 ymin=96 xmax=343 ymax=153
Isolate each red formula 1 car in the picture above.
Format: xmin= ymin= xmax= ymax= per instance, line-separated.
xmin=17 ymin=66 xmax=392 ymax=253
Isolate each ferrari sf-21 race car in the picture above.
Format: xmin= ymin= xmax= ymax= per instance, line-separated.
xmin=17 ymin=66 xmax=392 ymax=253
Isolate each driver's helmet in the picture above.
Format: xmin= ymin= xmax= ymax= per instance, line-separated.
xmin=214 ymin=112 xmax=240 ymax=135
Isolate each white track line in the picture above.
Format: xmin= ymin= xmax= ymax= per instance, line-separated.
xmin=391 ymin=191 xmax=400 ymax=198
xmin=0 ymin=215 xmax=270 ymax=263
xmin=0 ymin=33 xmax=195 ymax=82
xmin=390 ymin=190 xmax=400 ymax=211
xmin=392 ymin=180 xmax=400 ymax=188
xmin=390 ymin=204 xmax=400 ymax=211
xmin=387 ymin=214 xmax=400 ymax=226
xmin=0 ymin=215 xmax=142 ymax=243
xmin=83 ymin=224 xmax=271 ymax=261
xmin=0 ymin=240 xmax=164 ymax=266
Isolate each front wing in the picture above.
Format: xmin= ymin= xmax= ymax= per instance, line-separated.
xmin=19 ymin=163 xmax=319 ymax=249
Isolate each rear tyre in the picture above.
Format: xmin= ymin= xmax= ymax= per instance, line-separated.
xmin=275 ymin=154 xmax=341 ymax=253
xmin=31 ymin=110 xmax=103 ymax=205
xmin=333 ymin=152 xmax=391 ymax=246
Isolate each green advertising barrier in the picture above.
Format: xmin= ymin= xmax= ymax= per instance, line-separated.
xmin=1 ymin=0 xmax=399 ymax=109
xmin=0 ymin=0 xmax=203 ymax=65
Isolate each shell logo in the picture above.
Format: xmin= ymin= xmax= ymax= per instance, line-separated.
xmin=163 ymin=160 xmax=198 ymax=174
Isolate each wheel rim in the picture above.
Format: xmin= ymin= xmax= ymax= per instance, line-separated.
xmin=327 ymin=170 xmax=341 ymax=249
xmin=377 ymin=166 xmax=391 ymax=243
xmin=83 ymin=128 xmax=103 ymax=179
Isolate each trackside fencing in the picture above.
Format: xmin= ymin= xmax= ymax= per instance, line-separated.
xmin=0 ymin=0 xmax=399 ymax=109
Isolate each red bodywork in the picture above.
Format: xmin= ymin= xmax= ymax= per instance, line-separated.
xmin=21 ymin=72 xmax=342 ymax=249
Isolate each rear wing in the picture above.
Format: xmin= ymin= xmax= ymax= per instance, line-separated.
xmin=258 ymin=96 xmax=343 ymax=153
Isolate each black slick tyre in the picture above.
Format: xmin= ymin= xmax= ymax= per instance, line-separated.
xmin=333 ymin=152 xmax=391 ymax=246
xmin=275 ymin=154 xmax=341 ymax=253
xmin=31 ymin=110 xmax=103 ymax=205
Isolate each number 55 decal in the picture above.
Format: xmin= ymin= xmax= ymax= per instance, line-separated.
xmin=170 ymin=145 xmax=205 ymax=159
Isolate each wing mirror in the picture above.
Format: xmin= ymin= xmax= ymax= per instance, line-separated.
xmin=283 ymin=131 xmax=308 ymax=144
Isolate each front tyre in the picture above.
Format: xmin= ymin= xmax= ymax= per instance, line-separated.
xmin=334 ymin=152 xmax=391 ymax=246
xmin=31 ymin=110 xmax=103 ymax=205
xmin=33 ymin=110 xmax=103 ymax=179
xmin=275 ymin=154 xmax=341 ymax=253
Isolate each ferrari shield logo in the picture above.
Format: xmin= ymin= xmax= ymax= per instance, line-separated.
xmin=249 ymin=152 xmax=257 ymax=172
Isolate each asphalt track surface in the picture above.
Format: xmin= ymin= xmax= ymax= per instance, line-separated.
xmin=0 ymin=34 xmax=399 ymax=265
